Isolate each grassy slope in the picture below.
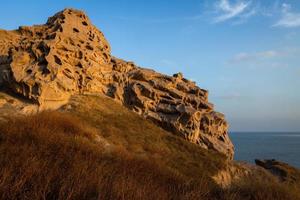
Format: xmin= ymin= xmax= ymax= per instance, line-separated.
xmin=0 ymin=94 xmax=299 ymax=200
xmin=0 ymin=112 xmax=207 ymax=200
xmin=64 ymin=95 xmax=227 ymax=179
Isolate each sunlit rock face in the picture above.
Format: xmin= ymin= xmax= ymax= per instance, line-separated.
xmin=0 ymin=8 xmax=234 ymax=159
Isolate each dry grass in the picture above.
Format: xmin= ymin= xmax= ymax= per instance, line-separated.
xmin=65 ymin=95 xmax=227 ymax=179
xmin=219 ymin=175 xmax=300 ymax=200
xmin=0 ymin=95 xmax=299 ymax=199
xmin=0 ymin=112 xmax=215 ymax=200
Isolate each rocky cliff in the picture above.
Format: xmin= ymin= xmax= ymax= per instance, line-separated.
xmin=0 ymin=8 xmax=234 ymax=158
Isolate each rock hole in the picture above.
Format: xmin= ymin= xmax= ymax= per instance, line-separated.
xmin=73 ymin=28 xmax=79 ymax=33
xmin=37 ymin=43 xmax=50 ymax=54
xmin=64 ymin=68 xmax=72 ymax=73
xmin=75 ymin=62 xmax=83 ymax=68
xmin=54 ymin=55 xmax=62 ymax=65
xmin=82 ymin=21 xmax=88 ymax=26
xmin=218 ymin=136 xmax=225 ymax=142
xmin=86 ymin=45 xmax=94 ymax=50
xmin=22 ymin=83 xmax=30 ymax=97
xmin=36 ymin=32 xmax=43 ymax=37
xmin=63 ymin=68 xmax=74 ymax=80
xmin=69 ymin=39 xmax=75 ymax=46
xmin=26 ymin=69 xmax=32 ymax=74
xmin=78 ymin=75 xmax=83 ymax=90
xmin=38 ymin=58 xmax=48 ymax=66
xmin=42 ymin=68 xmax=50 ymax=76
xmin=103 ymin=53 xmax=108 ymax=60
xmin=32 ymin=83 xmax=39 ymax=95
xmin=76 ymin=51 xmax=83 ymax=59
xmin=46 ymin=33 xmax=56 ymax=40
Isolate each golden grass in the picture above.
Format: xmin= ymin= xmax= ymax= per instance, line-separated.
xmin=0 ymin=95 xmax=299 ymax=199
xmin=65 ymin=95 xmax=227 ymax=179
xmin=220 ymin=175 xmax=300 ymax=200
xmin=0 ymin=112 xmax=214 ymax=200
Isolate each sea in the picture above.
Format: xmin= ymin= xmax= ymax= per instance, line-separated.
xmin=229 ymin=132 xmax=300 ymax=168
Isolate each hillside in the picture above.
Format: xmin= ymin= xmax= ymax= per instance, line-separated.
xmin=0 ymin=8 xmax=300 ymax=200
xmin=1 ymin=93 xmax=300 ymax=199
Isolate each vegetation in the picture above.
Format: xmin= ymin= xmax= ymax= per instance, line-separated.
xmin=0 ymin=95 xmax=299 ymax=200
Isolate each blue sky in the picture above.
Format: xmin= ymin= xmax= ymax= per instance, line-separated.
xmin=0 ymin=0 xmax=299 ymax=131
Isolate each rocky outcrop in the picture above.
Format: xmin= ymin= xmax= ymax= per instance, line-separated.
xmin=255 ymin=159 xmax=300 ymax=183
xmin=0 ymin=8 xmax=234 ymax=158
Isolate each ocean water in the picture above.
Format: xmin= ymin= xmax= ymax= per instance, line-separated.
xmin=229 ymin=132 xmax=300 ymax=168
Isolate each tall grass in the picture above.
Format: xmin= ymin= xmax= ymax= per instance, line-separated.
xmin=219 ymin=175 xmax=300 ymax=200
xmin=0 ymin=112 xmax=213 ymax=200
xmin=0 ymin=110 xmax=299 ymax=200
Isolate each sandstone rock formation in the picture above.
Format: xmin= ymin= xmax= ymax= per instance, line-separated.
xmin=0 ymin=8 xmax=234 ymax=158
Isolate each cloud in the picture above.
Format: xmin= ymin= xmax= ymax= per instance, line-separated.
xmin=274 ymin=3 xmax=300 ymax=27
xmin=231 ymin=48 xmax=300 ymax=62
xmin=229 ymin=48 xmax=300 ymax=68
xmin=213 ymin=0 xmax=253 ymax=23
xmin=230 ymin=50 xmax=279 ymax=63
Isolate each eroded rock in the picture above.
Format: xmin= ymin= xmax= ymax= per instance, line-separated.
xmin=0 ymin=8 xmax=234 ymax=158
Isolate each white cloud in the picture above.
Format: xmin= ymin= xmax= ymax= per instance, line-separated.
xmin=213 ymin=0 xmax=252 ymax=23
xmin=229 ymin=48 xmax=300 ymax=68
xmin=274 ymin=3 xmax=300 ymax=28
xmin=230 ymin=48 xmax=300 ymax=62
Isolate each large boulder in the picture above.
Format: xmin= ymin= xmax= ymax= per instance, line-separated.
xmin=0 ymin=8 xmax=234 ymax=159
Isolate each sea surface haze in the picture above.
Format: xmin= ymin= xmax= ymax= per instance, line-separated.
xmin=230 ymin=132 xmax=300 ymax=168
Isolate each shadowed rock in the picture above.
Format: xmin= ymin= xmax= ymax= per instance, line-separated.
xmin=0 ymin=8 xmax=234 ymax=158
xmin=255 ymin=159 xmax=300 ymax=183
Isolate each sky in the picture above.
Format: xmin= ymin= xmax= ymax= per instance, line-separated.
xmin=0 ymin=0 xmax=299 ymax=132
